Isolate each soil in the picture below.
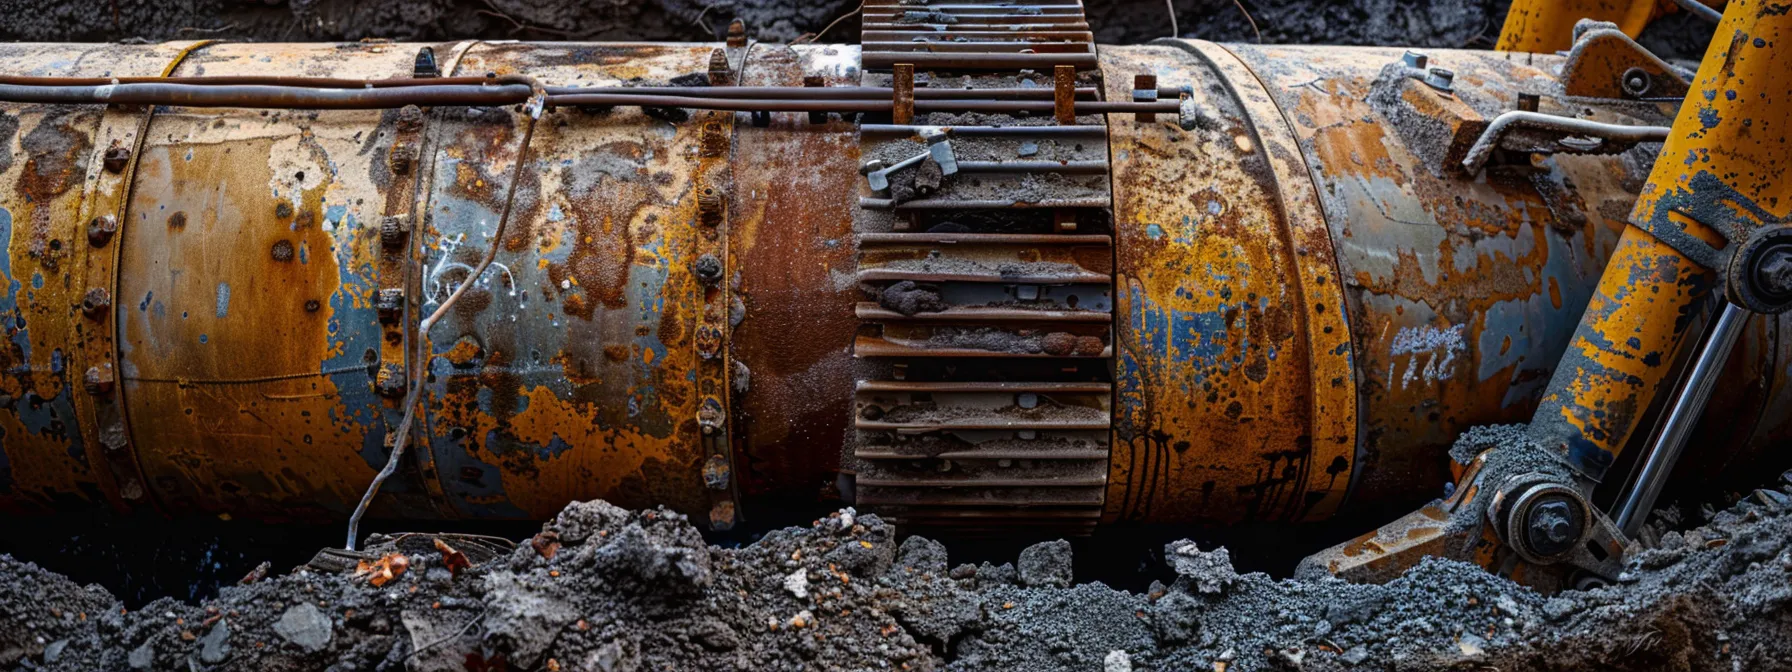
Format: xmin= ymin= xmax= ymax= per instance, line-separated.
xmin=4 ymin=468 xmax=1791 ymax=672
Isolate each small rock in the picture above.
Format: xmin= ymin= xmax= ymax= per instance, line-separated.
xmin=1104 ymin=649 xmax=1132 ymax=672
xmin=1542 ymin=598 xmax=1575 ymax=622
xmin=784 ymin=569 xmax=810 ymax=599
xmin=1457 ymin=633 xmax=1486 ymax=657
xmin=129 ymin=640 xmax=154 ymax=669
xmin=273 ymin=603 xmax=333 ymax=653
xmin=1340 ymin=645 xmax=1369 ymax=665
xmin=199 ymin=621 xmax=231 ymax=664
xmin=1017 ymin=539 xmax=1073 ymax=588
xmin=1167 ymin=541 xmax=1237 ymax=594
xmin=1018 ymin=141 xmax=1039 ymax=157
xmin=42 ymin=639 xmax=67 ymax=664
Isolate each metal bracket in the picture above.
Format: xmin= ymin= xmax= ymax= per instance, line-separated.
xmin=1560 ymin=21 xmax=1692 ymax=100
xmin=1633 ymin=171 xmax=1780 ymax=272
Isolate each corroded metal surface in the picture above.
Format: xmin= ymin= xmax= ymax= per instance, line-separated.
xmin=0 ymin=42 xmax=212 ymax=515
xmin=1101 ymin=42 xmax=1357 ymax=526
xmin=726 ymin=45 xmax=863 ymax=508
xmin=117 ymin=42 xmax=436 ymax=520
xmin=417 ymin=43 xmax=724 ymax=520
xmin=1222 ymin=44 xmax=1674 ymax=512
xmin=1 ymin=34 xmax=1789 ymax=536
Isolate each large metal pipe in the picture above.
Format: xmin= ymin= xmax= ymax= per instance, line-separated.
xmin=0 ymin=39 xmax=1783 ymax=532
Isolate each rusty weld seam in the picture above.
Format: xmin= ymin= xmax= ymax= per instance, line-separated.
xmin=122 ymin=365 xmax=370 ymax=386
xmin=345 ymin=80 xmax=546 ymax=551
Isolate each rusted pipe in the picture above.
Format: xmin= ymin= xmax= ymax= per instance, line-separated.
xmin=1460 ymin=110 xmax=1669 ymax=174
xmin=0 ymin=81 xmax=536 ymax=109
xmin=547 ymin=93 xmax=1177 ymax=114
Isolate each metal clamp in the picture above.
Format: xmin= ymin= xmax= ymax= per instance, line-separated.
xmin=862 ymin=128 xmax=957 ymax=194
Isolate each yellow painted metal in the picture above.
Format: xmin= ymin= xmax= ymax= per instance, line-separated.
xmin=1531 ymin=0 xmax=1791 ymax=478
xmin=1496 ymin=0 xmax=1663 ymax=54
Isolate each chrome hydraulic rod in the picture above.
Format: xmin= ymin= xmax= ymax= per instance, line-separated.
xmin=1614 ymin=301 xmax=1751 ymax=537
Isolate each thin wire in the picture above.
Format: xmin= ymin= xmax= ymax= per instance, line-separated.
xmin=1231 ymin=0 xmax=1262 ymax=42
xmin=345 ymin=87 xmax=545 ymax=551
xmin=795 ymin=2 xmax=862 ymax=45
xmin=1165 ymin=0 xmax=1178 ymax=38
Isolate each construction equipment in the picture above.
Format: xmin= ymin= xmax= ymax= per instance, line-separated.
xmin=0 ymin=0 xmax=1781 ymax=588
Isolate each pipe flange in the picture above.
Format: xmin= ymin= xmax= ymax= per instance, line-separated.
xmin=1490 ymin=474 xmax=1590 ymax=565
xmin=1728 ymin=225 xmax=1792 ymax=314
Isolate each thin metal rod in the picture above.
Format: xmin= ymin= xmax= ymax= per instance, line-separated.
xmin=1461 ymin=110 xmax=1670 ymax=174
xmin=0 ymin=82 xmax=535 ymax=109
xmin=1670 ymin=0 xmax=1724 ymax=23
xmin=1614 ymin=301 xmax=1750 ymax=537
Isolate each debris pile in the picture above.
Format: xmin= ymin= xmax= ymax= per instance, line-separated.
xmin=5 ymin=486 xmax=1792 ymax=671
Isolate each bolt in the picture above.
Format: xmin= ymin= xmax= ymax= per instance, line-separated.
xmin=708 ymin=49 xmax=733 ymax=88
xmin=698 ymin=187 xmax=725 ymax=227
xmin=1423 ymin=67 xmax=1455 ymax=93
xmin=396 ymin=104 xmax=426 ymax=132
xmin=84 ymin=364 xmax=115 ymax=397
xmin=1521 ymin=495 xmax=1584 ymax=559
xmin=1401 ymin=50 xmax=1429 ymax=70
xmin=376 ymin=288 xmax=405 ymax=324
xmin=380 ymin=215 xmax=411 ymax=251
xmin=87 ymin=215 xmax=118 ymax=247
xmin=1753 ymin=245 xmax=1792 ymax=299
xmin=81 ymin=287 xmax=112 ymax=320
xmin=726 ymin=18 xmax=747 ymax=48
xmin=375 ymin=363 xmax=407 ymax=398
xmin=695 ymin=254 xmax=723 ymax=284
xmin=1532 ymin=500 xmax=1574 ymax=543
xmin=1621 ymin=67 xmax=1652 ymax=97
xmin=103 ymin=146 xmax=131 ymax=173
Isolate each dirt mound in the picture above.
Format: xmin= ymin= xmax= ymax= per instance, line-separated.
xmin=5 ymin=476 xmax=1792 ymax=671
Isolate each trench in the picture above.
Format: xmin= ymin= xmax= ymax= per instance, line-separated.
xmin=0 ymin=1 xmax=1755 ymax=671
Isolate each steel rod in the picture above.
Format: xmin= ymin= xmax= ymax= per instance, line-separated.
xmin=1462 ymin=110 xmax=1670 ymax=174
xmin=1614 ymin=301 xmax=1751 ymax=537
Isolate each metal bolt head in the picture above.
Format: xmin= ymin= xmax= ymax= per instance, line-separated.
xmin=103 ymin=146 xmax=131 ymax=174
xmin=84 ymin=364 xmax=116 ymax=397
xmin=1521 ymin=494 xmax=1585 ymax=559
xmin=380 ymin=215 xmax=411 ymax=251
xmin=1423 ymin=67 xmax=1455 ymax=93
xmin=1620 ymin=67 xmax=1652 ymax=97
xmin=1753 ymin=245 xmax=1792 ymax=299
xmin=375 ymin=288 xmax=405 ymax=323
xmin=87 ymin=215 xmax=118 ymax=248
xmin=726 ymin=18 xmax=747 ymax=48
xmin=695 ymin=254 xmax=723 ymax=284
xmin=375 ymin=363 xmax=407 ymax=398
xmin=81 ymin=287 xmax=112 ymax=320
xmin=1401 ymin=50 xmax=1429 ymax=70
